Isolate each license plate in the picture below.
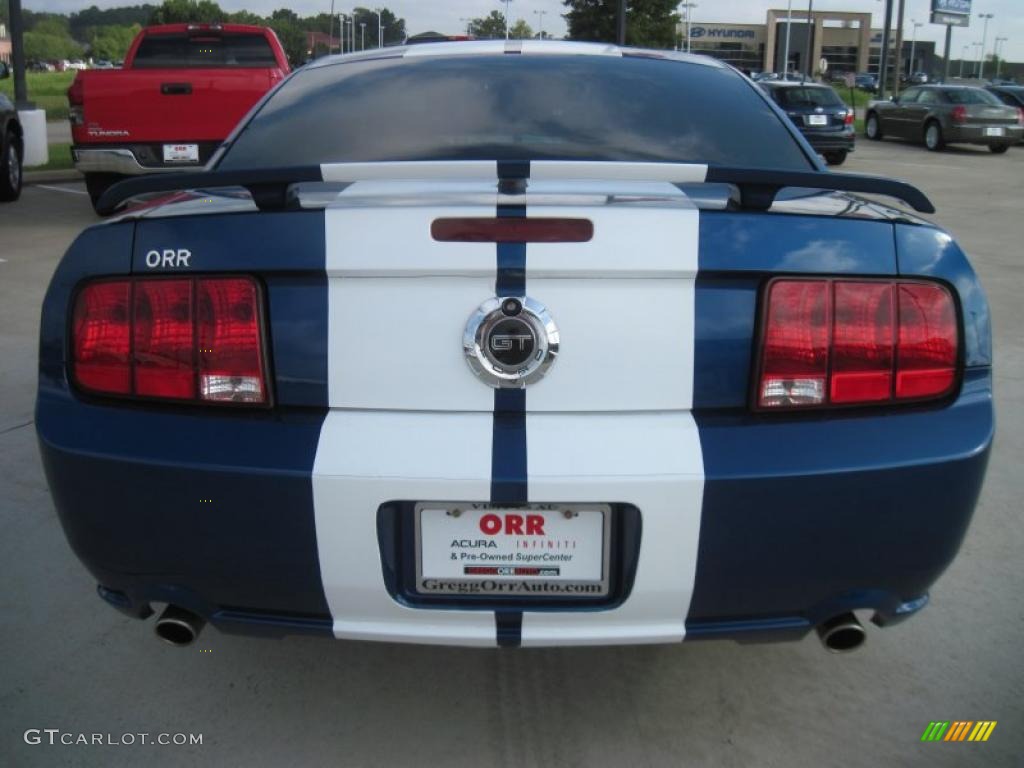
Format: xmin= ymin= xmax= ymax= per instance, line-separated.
xmin=162 ymin=143 xmax=199 ymax=163
xmin=806 ymin=114 xmax=829 ymax=126
xmin=985 ymin=126 xmax=1005 ymax=137
xmin=415 ymin=503 xmax=611 ymax=597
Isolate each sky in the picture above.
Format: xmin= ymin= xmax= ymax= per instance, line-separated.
xmin=24 ymin=0 xmax=1024 ymax=61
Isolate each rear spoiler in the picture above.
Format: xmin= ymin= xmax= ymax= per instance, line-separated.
xmin=96 ymin=161 xmax=935 ymax=216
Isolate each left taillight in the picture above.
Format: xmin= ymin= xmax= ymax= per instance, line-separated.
xmin=71 ymin=276 xmax=269 ymax=406
xmin=67 ymin=77 xmax=84 ymax=126
xmin=756 ymin=278 xmax=959 ymax=410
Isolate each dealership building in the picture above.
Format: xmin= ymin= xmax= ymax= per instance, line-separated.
xmin=686 ymin=9 xmax=936 ymax=77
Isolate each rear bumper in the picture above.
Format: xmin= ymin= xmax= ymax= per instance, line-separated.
xmin=802 ymin=130 xmax=856 ymax=153
xmin=72 ymin=142 xmax=218 ymax=175
xmin=945 ymin=125 xmax=1024 ymax=145
xmin=36 ymin=369 xmax=994 ymax=647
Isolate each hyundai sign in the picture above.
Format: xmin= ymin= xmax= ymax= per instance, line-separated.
xmin=931 ymin=0 xmax=971 ymax=27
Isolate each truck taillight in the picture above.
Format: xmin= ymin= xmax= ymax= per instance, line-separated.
xmin=756 ymin=279 xmax=958 ymax=410
xmin=67 ymin=77 xmax=84 ymax=125
xmin=72 ymin=276 xmax=269 ymax=406
xmin=951 ymin=105 xmax=968 ymax=124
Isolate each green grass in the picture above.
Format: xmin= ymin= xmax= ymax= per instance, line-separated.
xmin=0 ymin=71 xmax=75 ymax=120
xmin=835 ymin=86 xmax=875 ymax=110
xmin=30 ymin=141 xmax=75 ymax=172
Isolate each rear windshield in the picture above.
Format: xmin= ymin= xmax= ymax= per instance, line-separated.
xmin=944 ymin=88 xmax=1003 ymax=106
xmin=218 ymin=55 xmax=811 ymax=170
xmin=133 ymin=33 xmax=277 ymax=68
xmin=770 ymin=86 xmax=844 ymax=108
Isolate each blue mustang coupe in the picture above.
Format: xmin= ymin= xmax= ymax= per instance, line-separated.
xmin=37 ymin=42 xmax=993 ymax=652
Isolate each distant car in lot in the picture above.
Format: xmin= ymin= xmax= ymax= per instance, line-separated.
xmin=67 ymin=60 xmax=89 ymax=71
xmin=758 ymin=80 xmax=855 ymax=165
xmin=67 ymin=22 xmax=291 ymax=212
xmin=855 ymin=73 xmax=877 ymax=93
xmin=987 ymin=85 xmax=1024 ymax=144
xmin=866 ymin=85 xmax=1023 ymax=153
xmin=0 ymin=72 xmax=24 ymax=202
xmin=909 ymin=72 xmax=929 ymax=85
xmin=986 ymin=85 xmax=1024 ymax=109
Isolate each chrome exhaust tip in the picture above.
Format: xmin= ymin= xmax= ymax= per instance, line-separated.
xmin=816 ymin=612 xmax=866 ymax=653
xmin=154 ymin=605 xmax=205 ymax=647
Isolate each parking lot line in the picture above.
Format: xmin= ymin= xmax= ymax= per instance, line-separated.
xmin=33 ymin=184 xmax=88 ymax=196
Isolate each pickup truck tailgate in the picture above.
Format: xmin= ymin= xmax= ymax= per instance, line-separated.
xmin=79 ymin=68 xmax=274 ymax=143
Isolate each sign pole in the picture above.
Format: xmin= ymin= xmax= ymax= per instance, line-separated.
xmin=943 ymin=24 xmax=952 ymax=82
xmin=878 ymin=0 xmax=894 ymax=99
xmin=8 ymin=0 xmax=33 ymax=109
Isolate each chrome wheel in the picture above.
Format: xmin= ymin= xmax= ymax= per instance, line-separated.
xmin=925 ymin=123 xmax=942 ymax=151
xmin=866 ymin=115 xmax=879 ymax=140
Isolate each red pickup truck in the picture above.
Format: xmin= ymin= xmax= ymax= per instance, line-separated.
xmin=68 ymin=23 xmax=290 ymax=211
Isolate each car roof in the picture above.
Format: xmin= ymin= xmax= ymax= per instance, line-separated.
xmin=303 ymin=39 xmax=726 ymax=71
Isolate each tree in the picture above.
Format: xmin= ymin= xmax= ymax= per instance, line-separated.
xmin=509 ymin=19 xmax=534 ymax=40
xmin=24 ymin=30 xmax=84 ymax=61
xmin=469 ymin=11 xmax=507 ymax=39
xmin=149 ymin=0 xmax=225 ymax=25
xmin=563 ymin=0 xmax=679 ymax=48
xmin=88 ymin=24 xmax=141 ymax=60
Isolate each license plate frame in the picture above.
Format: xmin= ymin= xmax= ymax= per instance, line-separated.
xmin=806 ymin=114 xmax=829 ymax=127
xmin=414 ymin=502 xmax=612 ymax=598
xmin=162 ymin=143 xmax=200 ymax=163
xmin=985 ymin=126 xmax=1005 ymax=137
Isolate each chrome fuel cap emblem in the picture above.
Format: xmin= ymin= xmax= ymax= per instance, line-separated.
xmin=464 ymin=297 xmax=559 ymax=388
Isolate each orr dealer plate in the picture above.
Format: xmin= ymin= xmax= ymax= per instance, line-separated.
xmin=414 ymin=503 xmax=612 ymax=598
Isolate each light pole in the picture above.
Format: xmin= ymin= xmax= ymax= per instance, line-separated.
xmin=328 ymin=0 xmax=335 ymax=58
xmin=499 ymin=0 xmax=513 ymax=40
xmin=360 ymin=22 xmax=365 ymax=50
xmin=679 ymin=2 xmax=697 ymax=54
xmin=376 ymin=8 xmax=383 ymax=47
xmin=994 ymin=36 xmax=1008 ymax=79
xmin=339 ymin=14 xmax=346 ymax=53
xmin=782 ymin=0 xmax=793 ymax=76
xmin=959 ymin=44 xmax=969 ymax=78
xmin=907 ymin=20 xmax=922 ymax=77
xmin=804 ymin=0 xmax=815 ymax=79
xmin=972 ymin=41 xmax=982 ymax=77
xmin=534 ymin=9 xmax=547 ymax=40
xmin=977 ymin=13 xmax=993 ymax=78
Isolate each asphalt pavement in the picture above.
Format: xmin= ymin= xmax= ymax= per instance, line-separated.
xmin=1 ymin=140 xmax=1022 ymax=767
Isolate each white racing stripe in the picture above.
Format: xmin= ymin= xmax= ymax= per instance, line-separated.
xmin=521 ymin=413 xmax=704 ymax=646
xmin=313 ymin=411 xmax=497 ymax=645
xmin=518 ymin=188 xmax=705 ymax=646
xmin=312 ymin=163 xmax=706 ymax=646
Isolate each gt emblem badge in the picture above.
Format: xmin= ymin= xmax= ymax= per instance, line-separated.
xmin=464 ymin=297 xmax=559 ymax=388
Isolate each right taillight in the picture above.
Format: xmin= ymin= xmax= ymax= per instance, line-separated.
xmin=757 ymin=279 xmax=958 ymax=410
xmin=951 ymin=105 xmax=967 ymax=124
xmin=72 ymin=276 xmax=269 ymax=406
